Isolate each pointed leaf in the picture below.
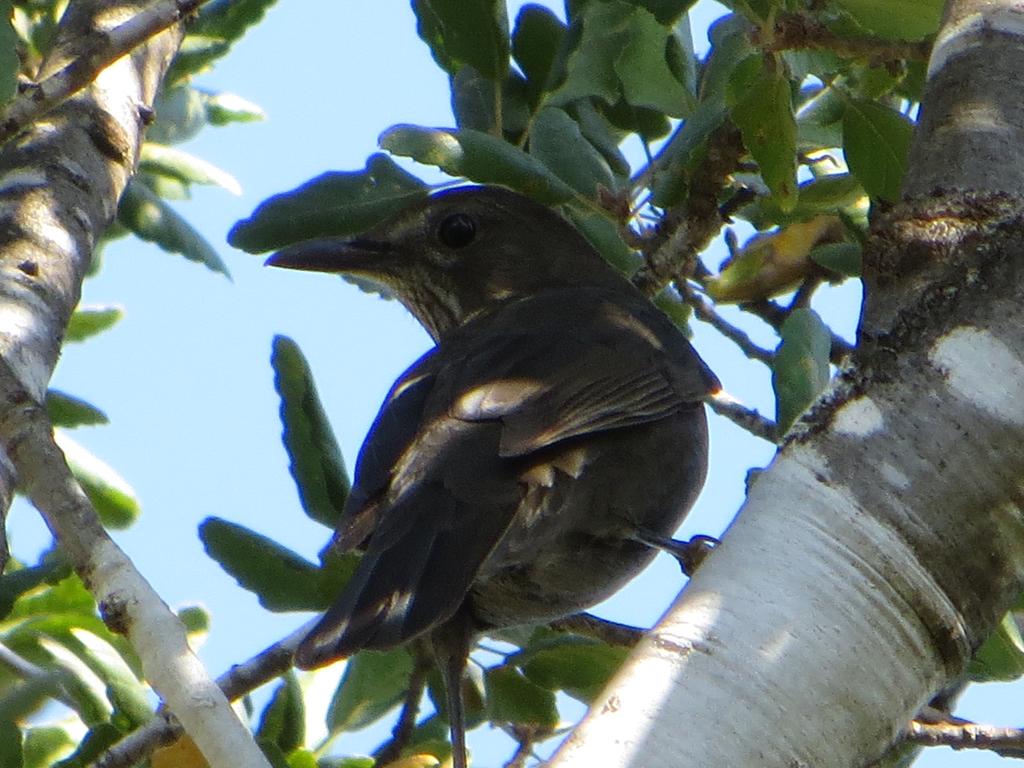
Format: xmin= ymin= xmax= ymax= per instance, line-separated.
xmin=327 ymin=648 xmax=414 ymax=733
xmin=190 ymin=0 xmax=279 ymax=47
xmin=257 ymin=672 xmax=305 ymax=753
xmin=413 ymin=0 xmax=509 ymax=80
xmin=271 ymin=335 xmax=349 ymax=529
xmin=118 ymin=179 xmax=230 ymax=277
xmin=549 ymin=1 xmax=633 ymax=106
xmin=614 ymin=7 xmax=694 ymax=116
xmin=530 ymin=107 xmax=617 ymax=197
xmin=832 ymin=0 xmax=942 ymax=41
xmin=199 ymin=517 xmax=356 ymax=611
xmin=512 ymin=4 xmax=566 ymax=101
xmin=46 ymin=391 xmax=108 ymax=429
xmin=200 ymin=91 xmax=266 ymax=125
xmin=23 ymin=727 xmax=75 ymax=768
xmin=55 ymin=432 xmax=139 ymax=529
xmin=484 ymin=665 xmax=558 ymax=727
xmin=522 ymin=640 xmax=628 ymax=703
xmin=773 ymin=309 xmax=831 ymax=433
xmin=729 ymin=58 xmax=798 ymax=211
xmin=140 ymin=143 xmax=241 ymax=195
xmin=809 ymin=241 xmax=862 ymax=277
xmin=380 ymin=125 xmax=575 ymax=203
xmin=842 ymin=99 xmax=912 ymax=203
xmin=65 ymin=305 xmax=124 ymax=343
xmin=969 ymin=612 xmax=1024 ymax=682
xmin=229 ymin=154 xmax=428 ymax=253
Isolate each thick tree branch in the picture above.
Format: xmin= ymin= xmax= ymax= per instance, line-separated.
xmin=92 ymin=622 xmax=310 ymax=768
xmin=762 ymin=11 xmax=931 ymax=63
xmin=0 ymin=1 xmax=268 ymax=766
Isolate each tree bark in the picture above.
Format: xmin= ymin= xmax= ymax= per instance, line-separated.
xmin=0 ymin=2 xmax=271 ymax=766
xmin=552 ymin=1 xmax=1024 ymax=765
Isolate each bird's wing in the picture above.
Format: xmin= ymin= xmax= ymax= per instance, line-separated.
xmin=296 ymin=349 xmax=523 ymax=666
xmin=450 ymin=294 xmax=718 ymax=457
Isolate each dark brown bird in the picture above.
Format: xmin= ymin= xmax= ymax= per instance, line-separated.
xmin=267 ymin=186 xmax=718 ymax=767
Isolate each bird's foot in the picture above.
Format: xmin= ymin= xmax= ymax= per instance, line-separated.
xmin=634 ymin=531 xmax=718 ymax=577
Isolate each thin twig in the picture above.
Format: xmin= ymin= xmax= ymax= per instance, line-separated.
xmin=91 ymin=621 xmax=312 ymax=768
xmin=0 ymin=0 xmax=205 ymax=147
xmin=374 ymin=645 xmax=432 ymax=765
xmin=682 ymin=284 xmax=774 ymax=364
xmin=742 ymin=297 xmax=856 ymax=364
xmin=548 ymin=613 xmax=644 ymax=647
xmin=708 ymin=395 xmax=778 ymax=443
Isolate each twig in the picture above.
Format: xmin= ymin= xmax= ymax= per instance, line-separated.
xmin=0 ymin=0 xmax=205 ymax=146
xmin=632 ymin=124 xmax=745 ymax=297
xmin=504 ymin=725 xmax=548 ymax=768
xmin=374 ymin=646 xmax=432 ymax=765
xmin=0 ymin=639 xmax=78 ymax=710
xmin=548 ymin=613 xmax=644 ymax=647
xmin=905 ymin=716 xmax=1024 ymax=759
xmin=682 ymin=284 xmax=774 ymax=364
xmin=0 ymin=358 xmax=269 ymax=768
xmin=762 ymin=11 xmax=931 ymax=63
xmin=91 ymin=621 xmax=312 ymax=768
xmin=742 ymin=297 xmax=856 ymax=364
xmin=708 ymin=395 xmax=778 ymax=443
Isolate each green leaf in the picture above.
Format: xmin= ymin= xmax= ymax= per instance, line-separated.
xmin=257 ymin=673 xmax=305 ymax=753
xmin=729 ymin=58 xmax=798 ymax=211
xmin=326 ymin=648 xmax=414 ymax=733
xmin=512 ymin=4 xmax=566 ymax=101
xmin=0 ymin=719 xmax=22 ymax=768
xmin=55 ymin=432 xmax=139 ymax=529
xmin=549 ymin=1 xmax=633 ymax=106
xmin=741 ymin=174 xmax=865 ymax=229
xmin=380 ymin=125 xmax=576 ymax=203
xmin=65 ymin=305 xmax=123 ymax=343
xmin=832 ymin=0 xmax=942 ymax=41
xmin=451 ymin=67 xmax=531 ymax=136
xmin=23 ymin=727 xmax=74 ymax=768
xmin=46 ymin=391 xmax=108 ymax=429
xmin=772 ymin=308 xmax=831 ymax=433
xmin=177 ymin=605 xmax=210 ymax=636
xmin=69 ymin=629 xmax=150 ymax=728
xmin=564 ymin=206 xmax=636 ymax=274
xmin=638 ymin=0 xmax=694 ymax=24
xmin=530 ymin=107 xmax=617 ymax=197
xmin=199 ymin=517 xmax=356 ymax=612
xmin=699 ymin=14 xmax=756 ymax=106
xmin=842 ymin=99 xmax=912 ymax=203
xmin=413 ymin=0 xmax=510 ymax=80
xmin=614 ymin=7 xmax=694 ymax=116
xmin=163 ymin=35 xmax=230 ymax=85
xmin=200 ymin=90 xmax=266 ymax=125
xmin=117 ymin=179 xmax=230 ymax=277
xmin=190 ymin=0 xmax=279 ymax=48
xmin=0 ymin=1 xmax=19 ymax=106
xmin=484 ymin=665 xmax=559 ymax=727
xmin=522 ymin=640 xmax=628 ymax=702
xmin=570 ymin=100 xmax=631 ymax=180
xmin=52 ymin=724 xmax=121 ymax=768
xmin=0 ymin=557 xmax=72 ymax=621
xmin=969 ymin=612 xmax=1024 ymax=682
xmin=271 ymin=335 xmax=350 ymax=529
xmin=139 ymin=143 xmax=241 ymax=195
xmin=809 ymin=242 xmax=862 ymax=277
xmin=229 ymin=154 xmax=428 ymax=253
xmin=146 ymin=87 xmax=208 ymax=145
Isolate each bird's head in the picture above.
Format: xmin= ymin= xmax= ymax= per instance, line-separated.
xmin=265 ymin=186 xmax=629 ymax=341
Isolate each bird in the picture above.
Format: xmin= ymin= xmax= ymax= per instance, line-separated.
xmin=266 ymin=185 xmax=719 ymax=768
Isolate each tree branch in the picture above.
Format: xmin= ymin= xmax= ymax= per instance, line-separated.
xmin=92 ymin=621 xmax=311 ymax=768
xmin=761 ymin=11 xmax=931 ymax=63
xmin=0 ymin=0 xmax=204 ymax=146
xmin=631 ymin=124 xmax=745 ymax=297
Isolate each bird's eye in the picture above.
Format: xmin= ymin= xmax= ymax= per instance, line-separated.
xmin=437 ymin=213 xmax=476 ymax=248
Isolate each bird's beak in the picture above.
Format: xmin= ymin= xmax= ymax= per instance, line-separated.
xmin=265 ymin=238 xmax=394 ymax=274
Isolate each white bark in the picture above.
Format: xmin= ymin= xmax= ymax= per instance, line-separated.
xmin=552 ymin=0 xmax=1024 ymax=766
xmin=0 ymin=2 xmax=271 ymax=767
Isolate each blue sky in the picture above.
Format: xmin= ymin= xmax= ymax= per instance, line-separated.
xmin=6 ymin=2 xmax=1017 ymax=765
